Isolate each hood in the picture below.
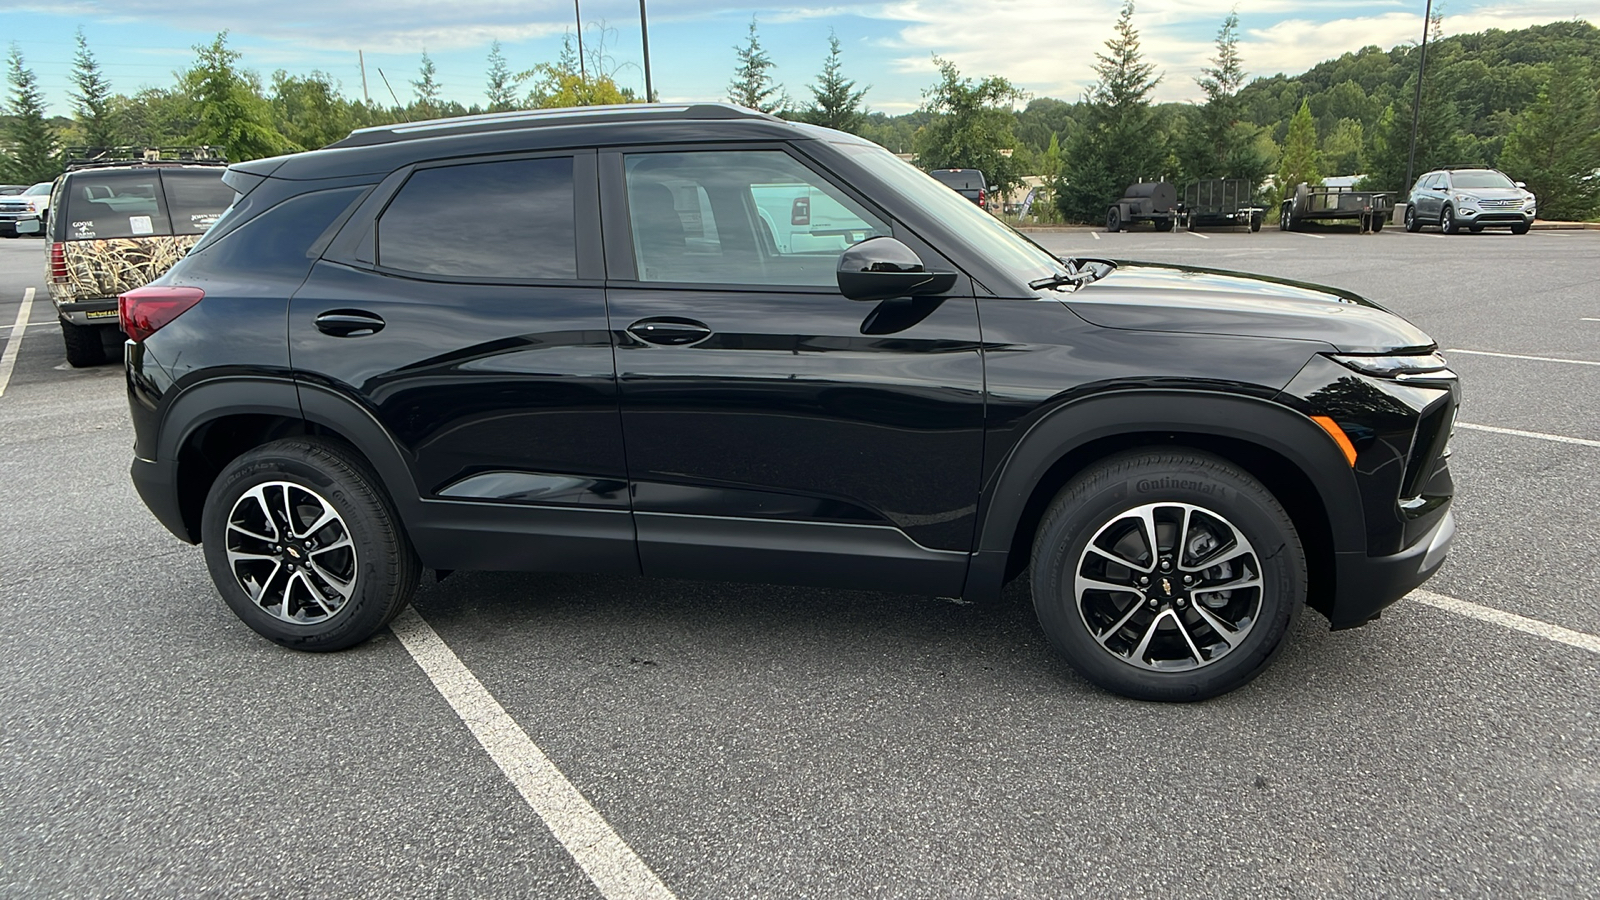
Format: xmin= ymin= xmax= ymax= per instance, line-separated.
xmin=1063 ymin=262 xmax=1434 ymax=354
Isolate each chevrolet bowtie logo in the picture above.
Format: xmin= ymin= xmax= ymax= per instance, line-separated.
xmin=1161 ymin=578 xmax=1172 ymax=595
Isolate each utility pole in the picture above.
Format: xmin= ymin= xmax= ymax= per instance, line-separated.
xmin=574 ymin=0 xmax=587 ymax=80
xmin=358 ymin=50 xmax=370 ymax=104
xmin=640 ymin=0 xmax=655 ymax=102
xmin=1404 ymin=0 xmax=1434 ymax=192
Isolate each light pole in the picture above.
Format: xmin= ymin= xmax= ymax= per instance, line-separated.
xmin=574 ymin=0 xmax=587 ymax=80
xmin=640 ymin=0 xmax=655 ymax=102
xmin=1404 ymin=0 xmax=1434 ymax=193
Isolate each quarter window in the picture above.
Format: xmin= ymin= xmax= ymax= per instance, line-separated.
xmin=623 ymin=150 xmax=889 ymax=286
xmin=378 ymin=157 xmax=576 ymax=280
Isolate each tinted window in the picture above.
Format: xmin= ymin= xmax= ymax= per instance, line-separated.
xmin=378 ymin=157 xmax=576 ymax=280
xmin=161 ymin=170 xmax=235 ymax=235
xmin=930 ymin=170 xmax=985 ymax=191
xmin=624 ymin=150 xmax=890 ymax=286
xmin=61 ymin=171 xmax=170 ymax=240
xmin=183 ymin=187 xmax=366 ymax=279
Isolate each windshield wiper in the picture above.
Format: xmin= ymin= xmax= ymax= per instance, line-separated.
xmin=1030 ymin=258 xmax=1115 ymax=291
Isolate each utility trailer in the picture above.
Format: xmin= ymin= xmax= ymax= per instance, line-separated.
xmin=1179 ymin=178 xmax=1264 ymax=232
xmin=1106 ymin=181 xmax=1178 ymax=232
xmin=1280 ymin=182 xmax=1392 ymax=232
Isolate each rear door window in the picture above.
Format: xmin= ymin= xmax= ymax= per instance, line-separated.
xmin=62 ymin=171 xmax=171 ymax=240
xmin=160 ymin=169 xmax=235 ymax=235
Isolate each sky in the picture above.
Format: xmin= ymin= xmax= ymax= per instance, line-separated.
xmin=4 ymin=0 xmax=1596 ymax=118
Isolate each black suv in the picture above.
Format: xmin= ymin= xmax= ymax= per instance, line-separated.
xmin=124 ymin=105 xmax=1458 ymax=701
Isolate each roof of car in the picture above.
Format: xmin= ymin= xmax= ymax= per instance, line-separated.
xmin=327 ymin=102 xmax=783 ymax=149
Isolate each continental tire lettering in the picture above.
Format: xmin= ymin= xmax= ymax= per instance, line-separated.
xmin=1134 ymin=477 xmax=1226 ymax=497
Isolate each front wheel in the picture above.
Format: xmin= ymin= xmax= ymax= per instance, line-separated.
xmin=1511 ymin=222 xmax=1531 ymax=235
xmin=1105 ymin=206 xmax=1122 ymax=233
xmin=1441 ymin=204 xmax=1459 ymax=234
xmin=201 ymin=437 xmax=419 ymax=651
xmin=1030 ymin=450 xmax=1305 ymax=701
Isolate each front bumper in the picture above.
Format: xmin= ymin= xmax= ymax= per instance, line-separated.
xmin=0 ymin=216 xmax=40 ymax=237
xmin=1456 ymin=207 xmax=1534 ymax=225
xmin=1329 ymin=508 xmax=1455 ymax=629
xmin=55 ymin=298 xmax=121 ymax=328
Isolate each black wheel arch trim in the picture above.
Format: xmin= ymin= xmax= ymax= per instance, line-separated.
xmin=967 ymin=390 xmax=1365 ymax=597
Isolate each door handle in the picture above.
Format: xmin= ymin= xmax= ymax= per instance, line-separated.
xmin=314 ymin=310 xmax=386 ymax=337
xmin=626 ymin=317 xmax=712 ymax=346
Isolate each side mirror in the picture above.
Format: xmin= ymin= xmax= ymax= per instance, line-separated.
xmin=836 ymin=236 xmax=957 ymax=302
xmin=1514 ymin=181 xmax=1527 ymax=189
xmin=1432 ymin=185 xmax=1449 ymax=192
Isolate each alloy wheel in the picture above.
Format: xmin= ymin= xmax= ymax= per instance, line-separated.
xmin=1074 ymin=502 xmax=1263 ymax=672
xmin=224 ymin=481 xmax=358 ymax=624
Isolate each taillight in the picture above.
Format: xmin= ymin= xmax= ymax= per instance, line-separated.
xmin=49 ymin=243 xmax=67 ymax=283
xmin=119 ymin=285 xmax=204 ymax=342
xmin=977 ymin=189 xmax=987 ymax=207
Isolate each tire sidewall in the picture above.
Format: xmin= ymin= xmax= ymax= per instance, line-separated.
xmin=1032 ymin=452 xmax=1304 ymax=702
xmin=201 ymin=442 xmax=404 ymax=651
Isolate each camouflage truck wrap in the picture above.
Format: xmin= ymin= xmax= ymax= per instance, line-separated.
xmin=48 ymin=235 xmax=201 ymax=307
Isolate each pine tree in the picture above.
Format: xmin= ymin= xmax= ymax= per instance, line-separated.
xmin=2 ymin=45 xmax=59 ymax=184
xmin=728 ymin=17 xmax=787 ymax=114
xmin=802 ymin=31 xmax=867 ymax=133
xmin=1276 ymin=98 xmax=1323 ymax=194
xmin=412 ymin=51 xmax=441 ymax=119
xmin=1499 ymin=59 xmax=1600 ymax=221
xmin=189 ymin=33 xmax=292 ymax=161
xmin=485 ymin=41 xmax=520 ymax=113
xmin=1181 ymin=12 xmax=1269 ymax=184
xmin=1057 ymin=1 xmax=1165 ymax=223
xmin=69 ymin=29 xmax=118 ymax=150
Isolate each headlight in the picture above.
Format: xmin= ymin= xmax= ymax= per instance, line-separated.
xmin=1330 ymin=351 xmax=1456 ymax=381
xmin=1454 ymin=194 xmax=1471 ymax=204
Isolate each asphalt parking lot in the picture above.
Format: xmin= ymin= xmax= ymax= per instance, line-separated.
xmin=1 ymin=225 xmax=1596 ymax=898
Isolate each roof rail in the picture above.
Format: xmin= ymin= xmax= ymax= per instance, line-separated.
xmin=65 ymin=146 xmax=228 ymax=170
xmin=328 ymin=103 xmax=778 ymax=149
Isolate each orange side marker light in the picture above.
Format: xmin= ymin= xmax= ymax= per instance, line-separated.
xmin=1311 ymin=415 xmax=1358 ymax=467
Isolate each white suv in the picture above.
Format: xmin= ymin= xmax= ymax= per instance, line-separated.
xmin=1404 ymin=168 xmax=1535 ymax=235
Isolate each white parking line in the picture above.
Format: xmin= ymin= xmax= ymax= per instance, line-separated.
xmin=1582 ymin=317 xmax=1600 ymax=322
xmin=1090 ymin=231 xmax=1100 ymax=240
xmin=1287 ymin=231 xmax=1326 ymax=239
xmin=1446 ymin=348 xmax=1600 ymax=367
xmin=0 ymin=288 xmax=36 ymax=399
xmin=390 ymin=608 xmax=678 ymax=900
xmin=1188 ymin=231 xmax=1210 ymax=240
xmin=1456 ymin=422 xmax=1600 ymax=449
xmin=1412 ymin=589 xmax=1600 ymax=655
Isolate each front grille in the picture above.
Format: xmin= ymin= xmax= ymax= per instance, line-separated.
xmin=1478 ymin=198 xmax=1521 ymax=209
xmin=1401 ymin=398 xmax=1453 ymax=498
xmin=0 ymin=201 xmax=29 ymax=215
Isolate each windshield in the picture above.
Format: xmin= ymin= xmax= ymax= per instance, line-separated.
xmin=24 ymin=183 xmax=51 ymax=195
xmin=1451 ymin=171 xmax=1516 ymax=190
xmin=838 ymin=142 xmax=1064 ymax=285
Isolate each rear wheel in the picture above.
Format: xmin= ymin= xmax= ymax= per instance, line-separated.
xmin=60 ymin=320 xmax=108 ymax=367
xmin=1030 ymin=450 xmax=1304 ymax=701
xmin=1404 ymin=204 xmax=1420 ymax=233
xmin=201 ymin=437 xmax=419 ymax=651
xmin=1105 ymin=206 xmax=1122 ymax=233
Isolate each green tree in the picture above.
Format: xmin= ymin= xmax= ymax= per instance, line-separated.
xmin=1057 ymin=0 xmax=1166 ymax=223
xmin=524 ymin=33 xmax=635 ymax=108
xmin=913 ymin=57 xmax=1027 ymax=198
xmin=2 ymin=45 xmax=60 ymax=183
xmin=1499 ymin=60 xmax=1600 ymax=220
xmin=269 ymin=70 xmax=354 ymax=151
xmin=188 ymin=33 xmax=292 ymax=161
xmin=801 ymin=31 xmax=868 ymax=133
xmin=69 ymin=29 xmax=118 ymax=149
xmin=1321 ymin=117 xmax=1365 ymax=175
xmin=1181 ymin=12 xmax=1270 ymax=184
xmin=728 ymin=17 xmax=787 ymax=114
xmin=412 ymin=51 xmax=442 ymax=119
xmin=485 ymin=41 xmax=521 ymax=113
xmin=1276 ymin=97 xmax=1323 ymax=193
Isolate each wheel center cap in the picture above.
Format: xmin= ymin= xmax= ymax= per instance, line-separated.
xmin=1159 ymin=577 xmax=1174 ymax=597
xmin=285 ymin=546 xmax=304 ymax=560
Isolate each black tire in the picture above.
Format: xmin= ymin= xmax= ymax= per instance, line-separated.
xmin=1469 ymin=224 xmax=1483 ymax=233
xmin=1249 ymin=214 xmax=1262 ymax=233
xmin=1369 ymin=214 xmax=1384 ymax=232
xmin=1105 ymin=206 xmax=1122 ymax=233
xmin=1404 ymin=204 xmax=1420 ymax=233
xmin=201 ymin=437 xmax=419 ymax=651
xmin=1511 ymin=222 xmax=1531 ymax=235
xmin=60 ymin=320 xmax=108 ymax=367
xmin=1441 ymin=204 xmax=1459 ymax=234
xmin=1030 ymin=449 xmax=1305 ymax=702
